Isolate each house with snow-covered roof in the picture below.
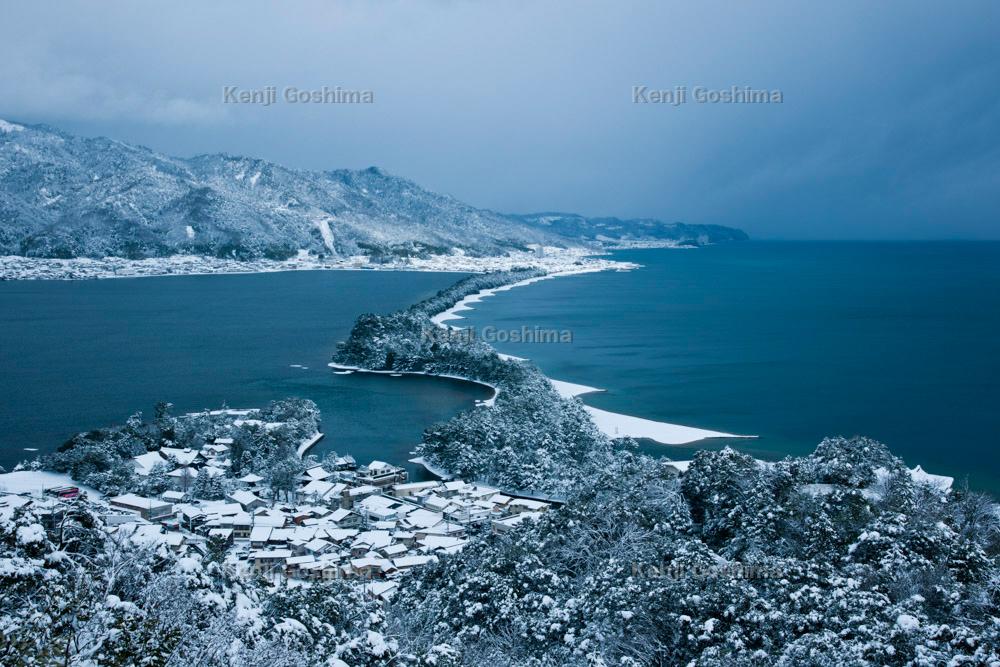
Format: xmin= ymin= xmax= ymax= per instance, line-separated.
xmin=357 ymin=494 xmax=412 ymax=522
xmin=303 ymin=538 xmax=335 ymax=556
xmin=350 ymin=530 xmax=393 ymax=556
xmin=343 ymin=484 xmax=379 ymax=508
xmin=227 ymin=490 xmax=266 ymax=511
xmin=249 ymin=526 xmax=272 ymax=548
xmin=508 ymin=498 xmax=550 ymax=514
xmin=391 ymin=480 xmax=441 ymax=499
xmin=439 ymin=480 xmax=469 ymax=497
xmin=363 ymin=580 xmax=398 ymax=601
xmin=356 ymin=460 xmax=407 ymax=488
xmin=418 ymin=534 xmax=468 ymax=554
xmin=238 ymin=473 xmax=264 ymax=487
xmin=251 ymin=549 xmax=292 ymax=574
xmin=297 ymin=480 xmax=346 ymax=504
xmin=330 ymin=455 xmax=357 ymax=471
xmin=160 ymin=490 xmax=187 ymax=503
xmin=323 ymin=527 xmax=360 ymax=543
xmin=299 ymin=465 xmax=333 ymax=482
xmin=492 ymin=511 xmax=544 ymax=534
xmin=402 ymin=508 xmax=445 ymax=530
xmin=422 ymin=494 xmax=452 ymax=513
xmin=326 ymin=507 xmax=361 ymax=527
xmin=350 ymin=556 xmax=396 ymax=579
xmin=380 ymin=543 xmax=408 ymax=558
xmin=132 ymin=451 xmax=167 ymax=476
xmin=159 ymin=446 xmax=203 ymax=467
xmin=110 ymin=494 xmax=173 ymax=521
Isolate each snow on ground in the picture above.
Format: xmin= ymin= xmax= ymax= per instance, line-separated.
xmin=296 ymin=432 xmax=325 ymax=458
xmin=549 ymin=379 xmax=604 ymax=398
xmin=315 ymin=216 xmax=336 ymax=252
xmin=0 ymin=119 xmax=25 ymax=133
xmin=0 ymin=470 xmax=100 ymax=497
xmin=800 ymin=482 xmax=882 ymax=501
xmin=0 ymin=247 xmax=635 ymax=281
xmin=584 ymin=405 xmax=752 ymax=445
xmin=907 ymin=464 xmax=953 ymax=491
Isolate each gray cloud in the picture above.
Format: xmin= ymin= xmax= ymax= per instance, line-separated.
xmin=1 ymin=0 xmax=997 ymax=238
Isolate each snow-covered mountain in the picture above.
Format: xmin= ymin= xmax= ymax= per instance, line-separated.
xmin=0 ymin=119 xmax=746 ymax=260
xmin=512 ymin=212 xmax=749 ymax=246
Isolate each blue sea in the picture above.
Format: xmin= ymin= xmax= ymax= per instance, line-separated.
xmin=1 ymin=242 xmax=998 ymax=492
xmin=456 ymin=242 xmax=1000 ymax=492
xmin=0 ymin=270 xmax=490 ymax=476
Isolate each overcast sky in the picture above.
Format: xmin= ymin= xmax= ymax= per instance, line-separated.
xmin=2 ymin=1 xmax=998 ymax=239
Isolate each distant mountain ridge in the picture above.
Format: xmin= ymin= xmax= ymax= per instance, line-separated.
xmin=512 ymin=212 xmax=749 ymax=246
xmin=0 ymin=119 xmax=746 ymax=260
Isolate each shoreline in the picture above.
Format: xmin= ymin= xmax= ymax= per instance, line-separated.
xmin=408 ymin=455 xmax=454 ymax=480
xmin=427 ymin=270 xmax=756 ymax=446
xmin=0 ymin=247 xmax=635 ymax=282
xmin=328 ymin=363 xmax=500 ymax=407
xmin=296 ymin=432 xmax=325 ymax=458
xmin=430 ymin=265 xmax=624 ymax=328
xmin=549 ymin=379 xmax=753 ymax=444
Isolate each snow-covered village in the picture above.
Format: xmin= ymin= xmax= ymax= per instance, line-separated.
xmin=3 ymin=450 xmax=550 ymax=602
xmin=2 ymin=401 xmax=554 ymax=592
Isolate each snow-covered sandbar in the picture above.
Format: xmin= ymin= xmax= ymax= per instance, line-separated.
xmin=430 ymin=271 xmax=757 ymax=447
xmin=582 ymin=405 xmax=751 ymax=445
xmin=549 ymin=378 xmax=752 ymax=445
xmin=431 ymin=264 xmax=633 ymax=328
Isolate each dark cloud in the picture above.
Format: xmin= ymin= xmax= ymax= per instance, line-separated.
xmin=2 ymin=0 xmax=997 ymax=238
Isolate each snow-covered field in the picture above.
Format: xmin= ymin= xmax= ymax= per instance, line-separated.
xmin=0 ymin=469 xmax=100 ymax=497
xmin=0 ymin=247 xmax=635 ymax=281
